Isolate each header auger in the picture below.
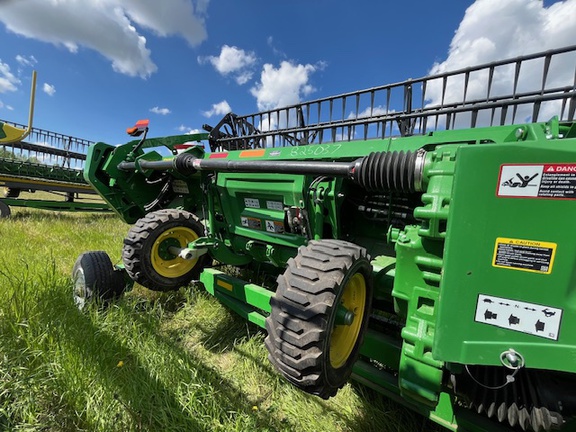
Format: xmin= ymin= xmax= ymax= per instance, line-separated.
xmin=74 ymin=45 xmax=576 ymax=431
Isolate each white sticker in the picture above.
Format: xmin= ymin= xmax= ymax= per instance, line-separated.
xmin=497 ymin=165 xmax=543 ymax=197
xmin=475 ymin=294 xmax=562 ymax=340
xmin=497 ymin=164 xmax=576 ymax=199
xmin=240 ymin=216 xmax=261 ymax=229
xmin=244 ymin=198 xmax=260 ymax=208
xmin=265 ymin=220 xmax=284 ymax=233
xmin=266 ymin=200 xmax=284 ymax=211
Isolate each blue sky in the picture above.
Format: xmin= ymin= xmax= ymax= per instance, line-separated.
xmin=0 ymin=0 xmax=575 ymax=145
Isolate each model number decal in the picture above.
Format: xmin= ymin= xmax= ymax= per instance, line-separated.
xmin=289 ymin=144 xmax=342 ymax=158
xmin=492 ymin=237 xmax=556 ymax=274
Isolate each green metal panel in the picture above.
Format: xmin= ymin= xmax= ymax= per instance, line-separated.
xmin=200 ymin=268 xmax=272 ymax=328
xmin=434 ymin=135 xmax=576 ymax=371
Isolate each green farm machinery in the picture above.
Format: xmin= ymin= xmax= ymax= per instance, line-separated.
xmin=0 ymin=71 xmax=109 ymax=217
xmin=74 ymin=45 xmax=576 ymax=431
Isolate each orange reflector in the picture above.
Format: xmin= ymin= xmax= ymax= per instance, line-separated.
xmin=239 ymin=149 xmax=266 ymax=158
xmin=126 ymin=119 xmax=150 ymax=136
xmin=216 ymin=280 xmax=233 ymax=291
xmin=135 ymin=119 xmax=150 ymax=127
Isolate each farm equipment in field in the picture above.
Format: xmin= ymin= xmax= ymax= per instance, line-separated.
xmin=73 ymin=45 xmax=576 ymax=431
xmin=0 ymin=71 xmax=109 ymax=217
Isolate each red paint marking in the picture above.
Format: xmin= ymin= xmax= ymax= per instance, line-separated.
xmin=209 ymin=152 xmax=229 ymax=159
xmin=134 ymin=119 xmax=149 ymax=127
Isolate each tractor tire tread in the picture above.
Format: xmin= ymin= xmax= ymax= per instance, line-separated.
xmin=122 ymin=209 xmax=207 ymax=291
xmin=264 ymin=239 xmax=371 ymax=399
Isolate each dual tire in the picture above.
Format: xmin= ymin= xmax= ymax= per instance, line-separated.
xmin=72 ymin=212 xmax=371 ymax=399
xmin=72 ymin=209 xmax=209 ymax=308
xmin=72 ymin=251 xmax=126 ymax=310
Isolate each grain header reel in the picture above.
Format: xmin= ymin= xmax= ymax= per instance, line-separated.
xmin=74 ymin=45 xmax=576 ymax=431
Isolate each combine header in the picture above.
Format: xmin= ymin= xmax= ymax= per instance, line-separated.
xmin=0 ymin=71 xmax=109 ymax=217
xmin=74 ymin=45 xmax=576 ymax=431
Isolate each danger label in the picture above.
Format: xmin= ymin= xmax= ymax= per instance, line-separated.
xmin=493 ymin=237 xmax=556 ymax=274
xmin=265 ymin=220 xmax=284 ymax=233
xmin=497 ymin=164 xmax=576 ymax=199
xmin=475 ymin=294 xmax=562 ymax=340
xmin=240 ymin=216 xmax=261 ymax=230
xmin=539 ymin=164 xmax=576 ymax=198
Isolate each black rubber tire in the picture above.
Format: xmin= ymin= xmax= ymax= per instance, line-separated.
xmin=4 ymin=187 xmax=20 ymax=198
xmin=0 ymin=200 xmax=11 ymax=218
xmin=72 ymin=251 xmax=125 ymax=310
xmin=122 ymin=209 xmax=209 ymax=292
xmin=264 ymin=239 xmax=373 ymax=399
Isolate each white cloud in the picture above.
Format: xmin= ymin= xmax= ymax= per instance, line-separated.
xmin=6 ymin=104 xmax=14 ymax=111
xmin=15 ymin=55 xmax=37 ymax=67
xmin=120 ymin=0 xmax=207 ymax=47
xmin=199 ymin=45 xmax=256 ymax=84
xmin=267 ymin=36 xmax=286 ymax=58
xmin=43 ymin=83 xmax=56 ymax=96
xmin=0 ymin=1 xmax=208 ymax=79
xmin=250 ymin=61 xmax=319 ymax=111
xmin=0 ymin=61 xmax=20 ymax=93
xmin=0 ymin=100 xmax=14 ymax=110
xmin=177 ymin=125 xmax=201 ymax=134
xmin=150 ymin=106 xmax=171 ymax=115
xmin=348 ymin=105 xmax=389 ymax=119
xmin=202 ymin=100 xmax=231 ymax=117
xmin=427 ymin=0 xmax=576 ymax=124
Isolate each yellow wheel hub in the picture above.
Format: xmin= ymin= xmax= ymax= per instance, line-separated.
xmin=330 ymin=272 xmax=366 ymax=369
xmin=151 ymin=226 xmax=199 ymax=278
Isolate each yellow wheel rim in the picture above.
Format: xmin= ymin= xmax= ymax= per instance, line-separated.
xmin=151 ymin=226 xmax=199 ymax=278
xmin=329 ymin=272 xmax=367 ymax=369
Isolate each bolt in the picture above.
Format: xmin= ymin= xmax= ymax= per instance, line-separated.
xmin=342 ymin=310 xmax=355 ymax=326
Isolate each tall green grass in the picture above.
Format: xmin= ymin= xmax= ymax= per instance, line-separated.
xmin=0 ymin=208 xmax=439 ymax=431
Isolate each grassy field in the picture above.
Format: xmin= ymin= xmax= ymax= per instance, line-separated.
xmin=0 ymin=206 xmax=440 ymax=432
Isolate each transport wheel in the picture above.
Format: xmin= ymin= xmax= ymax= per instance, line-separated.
xmin=0 ymin=200 xmax=11 ymax=218
xmin=72 ymin=251 xmax=126 ymax=310
xmin=122 ymin=209 xmax=208 ymax=292
xmin=4 ymin=187 xmax=20 ymax=198
xmin=265 ymin=239 xmax=373 ymax=399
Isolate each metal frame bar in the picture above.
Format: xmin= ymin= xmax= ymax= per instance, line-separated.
xmin=212 ymin=45 xmax=576 ymax=150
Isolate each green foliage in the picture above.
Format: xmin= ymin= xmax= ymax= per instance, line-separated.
xmin=0 ymin=208 xmax=439 ymax=431
xmin=0 ymin=148 xmax=42 ymax=164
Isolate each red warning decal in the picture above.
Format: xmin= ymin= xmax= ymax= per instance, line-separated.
xmin=544 ymin=163 xmax=576 ymax=173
